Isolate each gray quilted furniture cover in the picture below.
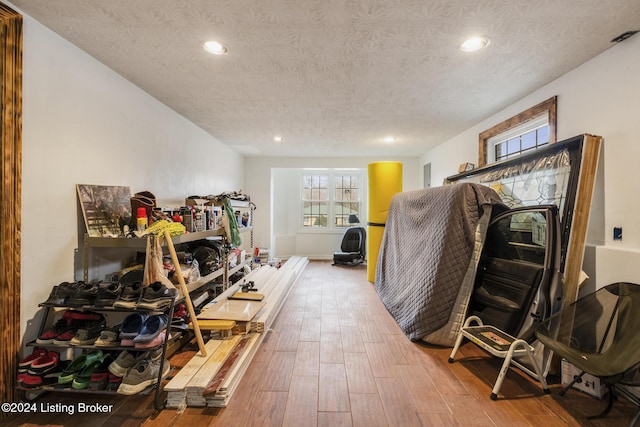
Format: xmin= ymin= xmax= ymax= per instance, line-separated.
xmin=374 ymin=183 xmax=505 ymax=341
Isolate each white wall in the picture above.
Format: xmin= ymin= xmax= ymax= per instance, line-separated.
xmin=420 ymin=34 xmax=640 ymax=291
xmin=19 ymin=13 xmax=244 ymax=343
xmin=245 ymin=157 xmax=420 ymax=259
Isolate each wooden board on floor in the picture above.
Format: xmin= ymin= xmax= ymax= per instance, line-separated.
xmin=186 ymin=335 xmax=242 ymax=406
xmin=228 ymin=291 xmax=265 ymax=301
xmin=165 ymin=339 xmax=224 ymax=392
xmin=198 ymin=299 xmax=266 ymax=321
xmin=168 ymin=257 xmax=309 ymax=409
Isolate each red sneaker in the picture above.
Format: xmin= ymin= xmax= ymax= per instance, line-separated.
xmin=18 ymin=348 xmax=47 ymax=372
xmin=28 ymin=351 xmax=60 ymax=374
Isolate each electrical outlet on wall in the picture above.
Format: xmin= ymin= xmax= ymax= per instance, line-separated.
xmin=613 ymin=227 xmax=622 ymax=241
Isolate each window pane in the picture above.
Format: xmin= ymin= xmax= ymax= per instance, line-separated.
xmin=335 ymin=202 xmax=360 ymax=227
xmin=521 ymin=130 xmax=536 ymax=150
xmin=304 ymin=175 xmax=328 ymax=201
xmin=495 ymin=142 xmax=506 ymax=160
xmin=483 ymin=211 xmax=547 ymax=265
xmin=303 ymin=201 xmax=327 ymax=227
xmin=335 ymin=175 xmax=359 ymax=202
xmin=537 ymin=126 xmax=549 ymax=144
xmin=507 ymin=138 xmax=520 ymax=155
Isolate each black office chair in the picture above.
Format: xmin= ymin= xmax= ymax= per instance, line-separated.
xmin=332 ymin=215 xmax=366 ymax=266
xmin=535 ymin=282 xmax=640 ymax=422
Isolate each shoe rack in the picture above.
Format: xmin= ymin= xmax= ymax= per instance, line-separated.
xmin=20 ymin=296 xmax=176 ymax=410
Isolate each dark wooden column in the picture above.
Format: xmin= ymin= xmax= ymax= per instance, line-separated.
xmin=0 ymin=1 xmax=22 ymax=407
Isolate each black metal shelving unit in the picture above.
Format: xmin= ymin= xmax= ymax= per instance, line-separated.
xmin=21 ymin=299 xmax=176 ymax=410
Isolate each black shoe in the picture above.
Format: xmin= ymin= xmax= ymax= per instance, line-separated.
xmin=94 ymin=282 xmax=122 ymax=307
xmin=113 ymin=282 xmax=143 ymax=309
xmin=137 ymin=282 xmax=178 ymax=310
xmin=70 ymin=318 xmax=108 ymax=345
xmin=43 ymin=285 xmax=63 ymax=305
xmin=43 ymin=281 xmax=76 ymax=305
xmin=67 ymin=281 xmax=99 ymax=307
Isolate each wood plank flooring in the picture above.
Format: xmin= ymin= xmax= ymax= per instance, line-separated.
xmin=5 ymin=260 xmax=638 ymax=426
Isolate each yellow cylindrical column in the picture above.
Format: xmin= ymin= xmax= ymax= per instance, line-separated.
xmin=367 ymin=161 xmax=402 ymax=282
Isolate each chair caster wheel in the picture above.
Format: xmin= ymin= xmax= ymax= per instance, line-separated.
xmin=543 ymin=388 xmax=551 ymax=394
xmin=490 ymin=393 xmax=498 ymax=401
xmin=447 ymin=357 xmax=454 ymax=363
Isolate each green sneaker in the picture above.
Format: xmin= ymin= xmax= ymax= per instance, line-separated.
xmin=72 ymin=353 xmax=110 ymax=390
xmin=57 ymin=350 xmax=103 ymax=385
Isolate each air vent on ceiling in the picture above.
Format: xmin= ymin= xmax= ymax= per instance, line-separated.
xmin=611 ymin=30 xmax=639 ymax=43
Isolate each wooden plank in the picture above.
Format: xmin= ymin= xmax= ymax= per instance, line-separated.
xmin=189 ymin=319 xmax=235 ymax=331
xmin=228 ymin=291 xmax=265 ymax=301
xmin=207 ymin=332 xmax=263 ymax=406
xmin=202 ymin=334 xmax=254 ymax=396
xmin=164 ymin=340 xmax=223 ymax=391
xmin=198 ymin=299 xmax=266 ymax=321
xmin=188 ymin=336 xmax=241 ymax=388
xmin=186 ymin=335 xmax=242 ymax=406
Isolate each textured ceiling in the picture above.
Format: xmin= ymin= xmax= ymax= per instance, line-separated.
xmin=10 ymin=0 xmax=640 ymax=158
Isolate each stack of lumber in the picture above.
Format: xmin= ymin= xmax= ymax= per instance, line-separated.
xmin=164 ymin=256 xmax=308 ymax=410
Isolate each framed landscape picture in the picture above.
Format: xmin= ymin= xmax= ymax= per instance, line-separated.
xmin=76 ymin=184 xmax=132 ymax=237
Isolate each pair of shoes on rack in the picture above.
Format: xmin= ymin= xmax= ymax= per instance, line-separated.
xmin=119 ymin=313 xmax=169 ymax=348
xmin=112 ymin=281 xmax=143 ymax=309
xmin=42 ymin=282 xmax=75 ymax=305
xmin=137 ymin=282 xmax=178 ymax=310
xmin=108 ymin=348 xmax=169 ymax=395
xmin=18 ymin=351 xmax=70 ymax=389
xmin=66 ymin=281 xmax=101 ymax=307
xmin=117 ymin=355 xmax=170 ymax=395
xmin=68 ymin=314 xmax=107 ymax=346
xmin=36 ymin=310 xmax=104 ymax=345
xmin=18 ymin=348 xmax=48 ymax=373
xmin=57 ymin=350 xmax=108 ymax=389
xmin=79 ymin=353 xmax=113 ymax=391
xmin=113 ymin=281 xmax=177 ymax=310
xmin=42 ymin=281 xmax=105 ymax=307
xmin=108 ymin=348 xmax=161 ymax=377
xmin=94 ymin=324 xmax=121 ymax=347
xmin=94 ymin=282 xmax=122 ymax=307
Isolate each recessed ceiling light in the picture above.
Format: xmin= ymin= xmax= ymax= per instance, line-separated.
xmin=383 ymin=136 xmax=395 ymax=143
xmin=274 ymin=136 xmax=283 ymax=143
xmin=460 ymin=36 xmax=490 ymax=52
xmin=203 ymin=40 xmax=228 ymax=55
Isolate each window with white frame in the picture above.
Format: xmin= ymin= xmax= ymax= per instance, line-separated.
xmin=302 ymin=171 xmax=362 ymax=229
xmin=479 ymin=96 xmax=557 ymax=167
xmin=489 ymin=115 xmax=550 ymax=163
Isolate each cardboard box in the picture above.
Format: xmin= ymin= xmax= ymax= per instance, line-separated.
xmin=561 ymin=359 xmax=607 ymax=399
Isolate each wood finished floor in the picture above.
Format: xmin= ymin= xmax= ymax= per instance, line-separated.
xmin=5 ymin=260 xmax=638 ymax=427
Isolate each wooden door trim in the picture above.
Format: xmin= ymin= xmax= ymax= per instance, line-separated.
xmin=0 ymin=1 xmax=22 ymax=406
